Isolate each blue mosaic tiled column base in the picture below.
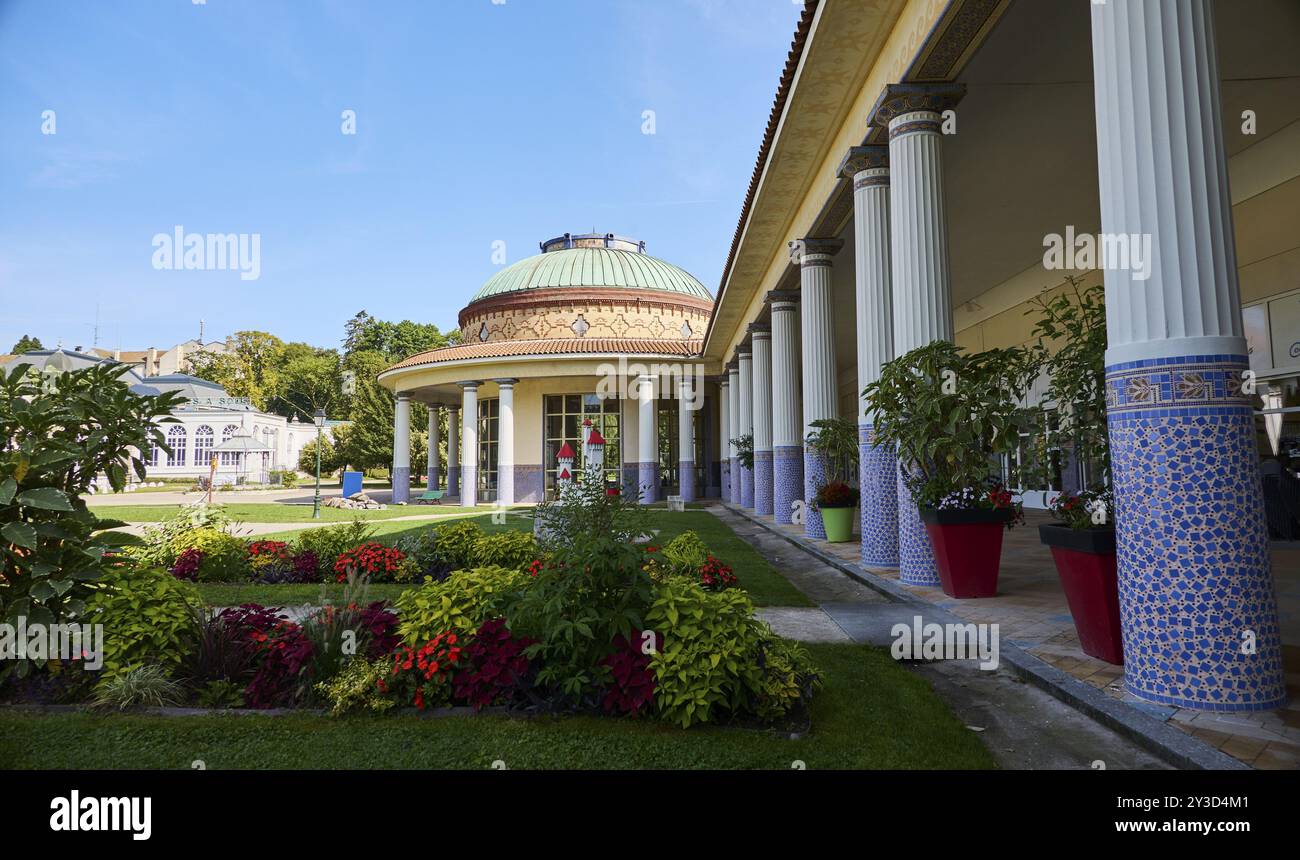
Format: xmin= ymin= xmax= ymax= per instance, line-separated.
xmin=513 ymin=465 xmax=544 ymax=504
xmin=447 ymin=466 xmax=460 ymax=499
xmin=721 ymin=461 xmax=731 ymax=502
xmin=897 ymin=467 xmax=939 ymax=586
xmin=730 ymin=457 xmax=740 ymax=504
xmin=860 ymin=426 xmax=899 ymax=568
xmin=740 ymin=465 xmax=754 ymax=508
xmin=754 ymin=450 xmax=773 ymax=516
xmin=773 ymin=445 xmax=803 ymax=525
xmin=678 ymin=460 xmax=695 ymax=503
xmin=803 ymin=449 xmax=826 ymax=540
xmin=637 ymin=461 xmax=659 ymax=505
xmin=1107 ymin=354 xmax=1285 ymax=711
xmin=392 ymin=466 xmax=411 ymax=504
xmin=622 ymin=465 xmax=638 ymax=501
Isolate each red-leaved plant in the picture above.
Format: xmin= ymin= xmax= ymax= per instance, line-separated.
xmin=451 ymin=618 xmax=535 ymax=710
xmin=383 ymin=632 xmax=463 ymax=710
xmin=334 ymin=542 xmax=406 ymax=583
xmin=600 ymin=632 xmax=659 ymax=716
xmin=699 ymin=555 xmax=737 ymax=591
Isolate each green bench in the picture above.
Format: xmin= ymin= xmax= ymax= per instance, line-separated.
xmin=415 ymin=489 xmax=446 ymax=504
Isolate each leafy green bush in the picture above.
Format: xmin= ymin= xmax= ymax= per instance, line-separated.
xmin=180 ymin=528 xmax=250 ymax=582
xmin=130 ymin=502 xmax=236 ymax=569
xmin=430 ymin=520 xmax=484 ymax=569
xmin=314 ymin=658 xmax=393 ymax=716
xmin=753 ymin=636 xmax=821 ymax=722
xmin=394 ymin=565 xmax=529 ymax=645
xmin=90 ymin=665 xmax=184 ymax=710
xmin=645 ymin=580 xmax=765 ymax=728
xmin=472 ymin=530 xmax=537 ymax=570
xmin=84 ymin=567 xmax=202 ymax=681
xmin=293 ymin=519 xmax=376 ymax=577
xmin=661 ymin=531 xmax=709 ymax=576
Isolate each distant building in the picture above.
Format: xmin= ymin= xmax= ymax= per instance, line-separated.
xmin=89 ymin=336 xmax=231 ymax=378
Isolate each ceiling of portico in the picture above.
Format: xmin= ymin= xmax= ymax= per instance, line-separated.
xmin=945 ymin=0 xmax=1300 ymax=310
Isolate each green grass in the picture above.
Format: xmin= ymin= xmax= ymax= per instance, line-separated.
xmin=88 ymin=503 xmax=488 ymax=523
xmin=197 ymin=582 xmax=415 ymax=606
xmin=0 ymin=644 xmax=994 ymax=769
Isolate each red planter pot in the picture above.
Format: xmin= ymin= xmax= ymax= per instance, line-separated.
xmin=919 ymin=507 xmax=1014 ymax=598
xmin=1039 ymin=524 xmax=1123 ymax=665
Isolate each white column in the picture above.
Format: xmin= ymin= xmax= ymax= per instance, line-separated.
xmin=392 ymin=392 xmax=411 ymax=504
xmin=768 ymin=291 xmax=802 ymax=524
xmin=677 ymin=374 xmax=696 ymax=502
xmin=738 ymin=347 xmax=754 ymax=508
xmin=750 ymin=324 xmax=773 ymax=516
xmin=790 ymin=237 xmax=843 ymax=539
xmin=727 ymin=363 xmax=741 ymax=504
xmin=427 ymin=405 xmax=440 ymax=489
xmin=459 ymin=382 xmax=480 ymax=506
xmin=636 ymin=373 xmax=657 ymax=503
xmin=717 ymin=377 xmax=731 ymax=502
xmin=841 ymin=144 xmax=898 ymax=567
xmin=495 ymin=379 xmax=516 ymax=505
xmin=447 ymin=405 xmax=460 ymax=497
xmin=1089 ymin=0 xmax=1283 ymax=709
xmin=873 ymin=83 xmax=963 ymax=584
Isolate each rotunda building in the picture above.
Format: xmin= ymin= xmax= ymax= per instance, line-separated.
xmin=379 ymin=233 xmax=727 ymax=506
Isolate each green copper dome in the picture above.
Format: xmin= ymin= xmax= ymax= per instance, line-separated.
xmin=469 ymin=233 xmax=712 ymax=304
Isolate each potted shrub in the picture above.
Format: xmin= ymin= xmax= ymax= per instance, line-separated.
xmin=1025 ymin=276 xmax=1121 ymax=664
xmin=865 ymin=341 xmax=1035 ymax=597
xmin=805 ymin=418 xmax=860 ymax=542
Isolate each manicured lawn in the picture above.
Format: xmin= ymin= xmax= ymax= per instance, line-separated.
xmin=0 ymin=644 xmax=994 ymax=769
xmin=87 ymin=503 xmax=487 ymax=523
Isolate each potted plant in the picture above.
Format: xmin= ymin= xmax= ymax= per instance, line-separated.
xmin=865 ymin=341 xmax=1035 ymax=597
xmin=1025 ymin=276 xmax=1121 ymax=664
xmin=804 ymin=418 xmax=860 ymax=542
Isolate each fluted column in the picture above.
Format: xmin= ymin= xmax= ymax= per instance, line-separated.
xmin=1091 ymin=0 xmax=1283 ymax=710
xmin=677 ymin=375 xmax=696 ymax=502
xmin=718 ymin=377 xmax=731 ymax=502
xmin=392 ymin=392 xmax=412 ymax=504
xmin=727 ymin=363 xmax=741 ymax=504
xmin=750 ymin=324 xmax=773 ymax=516
xmin=495 ymin=379 xmax=516 ymax=505
xmin=738 ymin=347 xmax=754 ymax=507
xmin=636 ymin=373 xmax=658 ymax=503
xmin=841 ymin=145 xmax=898 ymax=567
xmin=873 ymin=83 xmax=962 ymax=585
xmin=446 ymin=405 xmax=460 ymax=498
xmin=458 ymin=382 xmax=480 ymax=507
xmin=768 ymin=290 xmax=802 ymax=524
xmin=791 ymin=237 xmax=843 ymax=540
xmin=427 ymin=405 xmax=441 ymax=490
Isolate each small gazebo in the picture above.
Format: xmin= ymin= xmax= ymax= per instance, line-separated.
xmin=212 ymin=429 xmax=274 ymax=485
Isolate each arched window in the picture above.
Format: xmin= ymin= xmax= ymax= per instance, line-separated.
xmin=166 ymin=425 xmax=187 ymax=467
xmin=221 ymin=424 xmax=238 ymax=466
xmin=194 ymin=425 xmax=215 ymax=468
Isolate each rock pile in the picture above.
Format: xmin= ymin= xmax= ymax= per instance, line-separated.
xmin=323 ymin=492 xmax=386 ymax=511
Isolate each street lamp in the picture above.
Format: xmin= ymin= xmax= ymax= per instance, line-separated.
xmin=312 ymin=408 xmax=326 ymax=519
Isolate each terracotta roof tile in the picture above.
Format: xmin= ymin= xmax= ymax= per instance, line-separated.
xmin=384 ymin=337 xmax=704 ymax=372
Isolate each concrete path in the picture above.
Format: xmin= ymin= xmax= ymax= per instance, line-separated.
xmin=709 ymin=505 xmax=1171 ymax=770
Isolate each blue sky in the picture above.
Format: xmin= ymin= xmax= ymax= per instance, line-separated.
xmin=0 ymin=0 xmax=802 ymax=354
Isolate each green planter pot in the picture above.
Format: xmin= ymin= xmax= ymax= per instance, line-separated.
xmin=820 ymin=506 xmax=855 ymax=542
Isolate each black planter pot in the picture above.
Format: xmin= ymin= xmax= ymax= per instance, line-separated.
xmin=919 ymin=507 xmax=1015 ymax=525
xmin=1038 ymin=523 xmax=1116 ymax=554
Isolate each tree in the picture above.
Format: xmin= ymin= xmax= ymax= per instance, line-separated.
xmin=269 ymin=342 xmax=342 ymax=420
xmin=184 ymin=331 xmax=285 ymax=410
xmin=9 ymin=335 xmax=42 ymax=354
xmin=342 ymin=310 xmax=460 ymax=360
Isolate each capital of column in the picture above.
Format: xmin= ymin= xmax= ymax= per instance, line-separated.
xmin=457 ymin=380 xmax=483 ymax=390
xmin=764 ymin=289 xmax=800 ymax=310
xmin=492 ymin=378 xmax=518 ymax=389
xmin=395 ymin=392 xmax=412 ymax=402
xmin=789 ymin=237 xmax=844 ymax=267
xmin=747 ymin=322 xmax=771 ymax=339
xmin=838 ymin=144 xmax=889 ymax=187
xmin=869 ymin=83 xmax=965 ymax=139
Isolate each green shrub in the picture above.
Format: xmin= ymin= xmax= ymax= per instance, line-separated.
xmin=84 ymin=567 xmax=202 ymax=681
xmin=294 ymin=519 xmax=376 ymax=577
xmin=269 ymin=469 xmax=300 ymax=488
xmin=661 ymin=531 xmax=709 ymax=575
xmin=753 ymin=636 xmax=821 ymax=722
xmin=180 ymin=528 xmax=249 ymax=582
xmin=430 ymin=520 xmax=484 ymax=569
xmin=645 ymin=580 xmax=765 ymax=728
xmin=314 ymin=658 xmax=394 ymax=716
xmin=394 ymin=566 xmax=529 ymax=645
xmin=472 ymin=530 xmax=537 ymax=570
xmin=90 ymin=665 xmax=184 ymax=710
xmin=131 ymin=502 xmax=235 ymax=569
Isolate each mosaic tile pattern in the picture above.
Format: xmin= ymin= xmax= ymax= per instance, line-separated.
xmin=637 ymin=461 xmax=659 ymax=505
xmin=512 ymin=465 xmax=544 ymax=504
xmin=730 ymin=456 xmax=740 ymax=504
xmin=860 ymin=425 xmax=899 ymax=568
xmin=754 ymin=450 xmax=773 ymax=516
xmin=678 ymin=459 xmax=696 ymax=502
xmin=391 ymin=466 xmax=411 ymax=504
xmin=622 ymin=465 xmax=638 ymax=501
xmin=803 ymin=449 xmax=826 ymax=540
xmin=897 ymin=466 xmax=939 ymax=586
xmin=1107 ymin=354 xmax=1286 ymax=711
xmin=447 ymin=466 xmax=460 ymax=498
xmin=721 ymin=460 xmax=731 ymax=503
xmin=774 ymin=445 xmax=803 ymax=525
xmin=741 ymin=464 xmax=755 ymax=508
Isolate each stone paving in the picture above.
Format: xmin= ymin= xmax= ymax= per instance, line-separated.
xmin=730 ymin=503 xmax=1300 ymax=770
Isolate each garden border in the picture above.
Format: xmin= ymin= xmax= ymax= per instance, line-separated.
xmin=721 ymin=503 xmax=1250 ymax=771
